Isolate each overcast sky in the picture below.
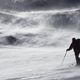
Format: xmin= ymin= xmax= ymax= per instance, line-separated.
xmin=0 ymin=0 xmax=80 ymax=10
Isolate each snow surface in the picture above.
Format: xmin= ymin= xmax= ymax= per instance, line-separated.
xmin=0 ymin=47 xmax=80 ymax=80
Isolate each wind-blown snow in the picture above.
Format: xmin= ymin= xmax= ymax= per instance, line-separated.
xmin=0 ymin=8 xmax=80 ymax=47
xmin=0 ymin=8 xmax=80 ymax=80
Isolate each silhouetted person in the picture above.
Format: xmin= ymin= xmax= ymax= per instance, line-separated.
xmin=66 ymin=38 xmax=80 ymax=65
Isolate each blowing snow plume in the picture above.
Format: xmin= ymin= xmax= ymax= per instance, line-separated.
xmin=0 ymin=9 xmax=80 ymax=47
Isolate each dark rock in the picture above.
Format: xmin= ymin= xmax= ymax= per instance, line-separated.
xmin=6 ymin=36 xmax=17 ymax=45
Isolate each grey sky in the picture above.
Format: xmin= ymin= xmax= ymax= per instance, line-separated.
xmin=0 ymin=0 xmax=80 ymax=11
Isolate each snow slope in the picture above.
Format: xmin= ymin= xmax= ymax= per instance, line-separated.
xmin=0 ymin=47 xmax=79 ymax=80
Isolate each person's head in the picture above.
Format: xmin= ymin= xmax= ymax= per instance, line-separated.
xmin=72 ymin=38 xmax=76 ymax=42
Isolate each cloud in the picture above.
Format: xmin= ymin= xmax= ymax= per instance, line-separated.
xmin=0 ymin=0 xmax=80 ymax=10
xmin=23 ymin=0 xmax=80 ymax=10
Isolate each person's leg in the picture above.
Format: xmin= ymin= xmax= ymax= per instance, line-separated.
xmin=74 ymin=51 xmax=80 ymax=65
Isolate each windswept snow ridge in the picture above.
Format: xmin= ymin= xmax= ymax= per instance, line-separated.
xmin=0 ymin=8 xmax=80 ymax=47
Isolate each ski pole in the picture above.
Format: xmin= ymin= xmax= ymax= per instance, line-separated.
xmin=61 ymin=51 xmax=67 ymax=65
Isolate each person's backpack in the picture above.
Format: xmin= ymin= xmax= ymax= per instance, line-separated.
xmin=76 ymin=39 xmax=80 ymax=49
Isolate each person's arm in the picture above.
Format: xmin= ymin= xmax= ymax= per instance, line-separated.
xmin=66 ymin=43 xmax=73 ymax=51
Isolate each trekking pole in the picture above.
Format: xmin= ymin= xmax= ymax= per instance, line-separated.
xmin=61 ymin=51 xmax=67 ymax=65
